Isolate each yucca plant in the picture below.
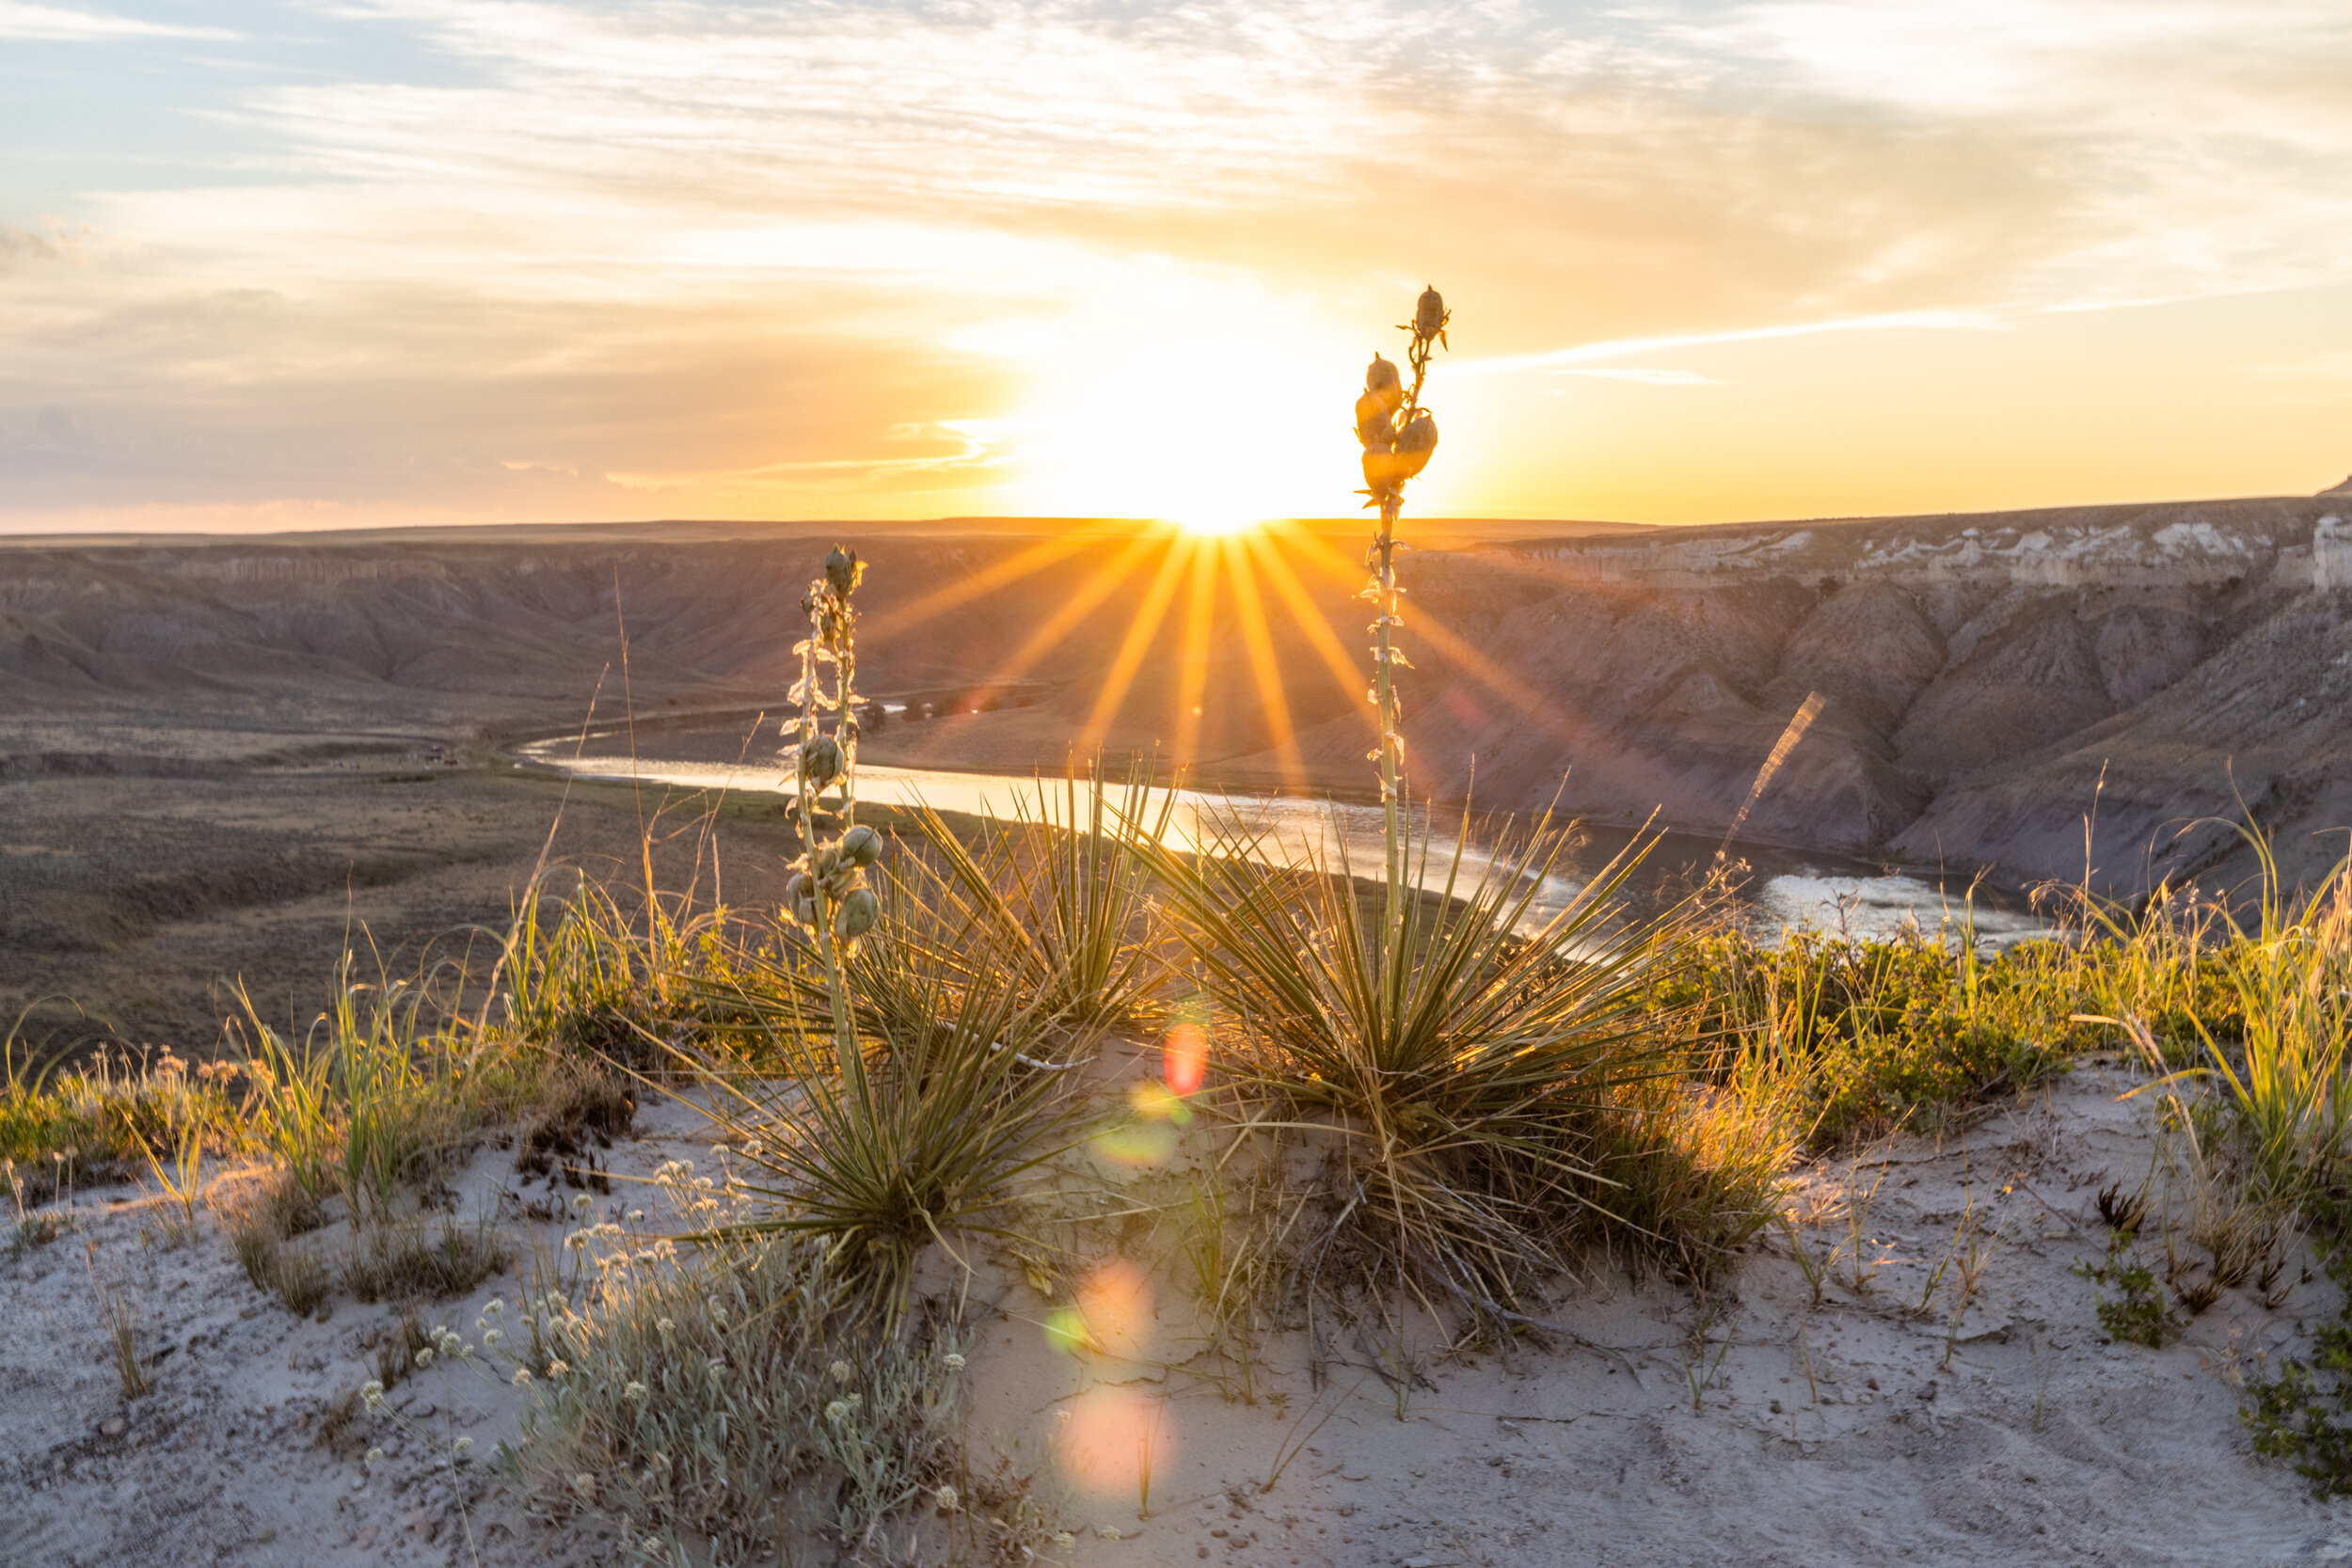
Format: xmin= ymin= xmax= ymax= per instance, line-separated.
xmin=908 ymin=755 xmax=1175 ymax=1033
xmin=783 ymin=546 xmax=885 ymax=1059
xmin=1355 ymin=285 xmax=1449 ymax=939
xmin=1136 ymin=804 xmax=1703 ymax=1312
xmin=698 ymin=901 xmax=1094 ymax=1323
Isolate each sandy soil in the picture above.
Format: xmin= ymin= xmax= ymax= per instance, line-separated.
xmin=7 ymin=1065 xmax=2351 ymax=1567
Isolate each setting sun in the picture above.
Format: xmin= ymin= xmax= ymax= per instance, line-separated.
xmin=981 ymin=274 xmax=1364 ymax=527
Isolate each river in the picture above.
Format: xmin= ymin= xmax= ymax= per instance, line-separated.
xmin=514 ymin=729 xmax=2049 ymax=947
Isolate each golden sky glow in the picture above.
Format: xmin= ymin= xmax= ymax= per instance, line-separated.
xmin=4 ymin=1 xmax=2350 ymax=532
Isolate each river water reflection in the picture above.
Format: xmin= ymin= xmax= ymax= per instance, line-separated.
xmin=516 ymin=735 xmax=2048 ymax=947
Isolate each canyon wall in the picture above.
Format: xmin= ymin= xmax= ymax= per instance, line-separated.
xmin=3 ymin=497 xmax=2347 ymax=895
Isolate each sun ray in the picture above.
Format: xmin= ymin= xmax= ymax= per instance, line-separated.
xmin=1240 ymin=529 xmax=1374 ymax=722
xmin=1170 ymin=539 xmax=1219 ymax=766
xmin=967 ymin=529 xmax=1166 ymax=695
xmin=1077 ymin=534 xmax=1194 ymax=757
xmin=862 ymin=528 xmax=1108 ymax=642
xmin=1219 ymin=536 xmax=1307 ymax=790
xmin=1268 ymin=522 xmax=1583 ymax=746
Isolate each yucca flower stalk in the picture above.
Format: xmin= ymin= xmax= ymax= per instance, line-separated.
xmin=1357 ymin=285 xmax=1449 ymax=942
xmin=785 ymin=546 xmax=883 ymax=1056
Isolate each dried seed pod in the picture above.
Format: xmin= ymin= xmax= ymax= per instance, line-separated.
xmin=799 ymin=735 xmax=842 ymax=789
xmin=1364 ymin=355 xmax=1403 ymax=416
xmin=1414 ymin=286 xmax=1446 ymax=342
xmin=839 ymin=824 xmax=882 ymax=866
xmin=786 ymin=869 xmax=818 ymax=926
xmin=834 ymin=887 xmax=879 ymax=941
xmin=1395 ymin=410 xmax=1438 ymax=479
xmin=824 ymin=546 xmax=863 ymax=597
xmin=1362 ymin=447 xmax=1407 ymax=492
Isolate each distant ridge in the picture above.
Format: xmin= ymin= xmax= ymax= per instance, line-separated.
xmin=2324 ymin=475 xmax=2352 ymax=497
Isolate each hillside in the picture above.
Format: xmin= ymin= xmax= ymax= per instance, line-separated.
xmin=3 ymin=496 xmax=2347 ymax=904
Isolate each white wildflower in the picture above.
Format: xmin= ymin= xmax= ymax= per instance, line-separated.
xmin=657 ymin=1318 xmax=675 ymax=1337
xmin=571 ymin=1473 xmax=596 ymax=1497
xmin=624 ymin=1381 xmax=648 ymax=1402
xmin=414 ymin=1348 xmax=435 ymax=1369
xmin=360 ymin=1379 xmax=386 ymax=1412
xmin=943 ymin=1353 xmax=966 ymax=1371
xmin=570 ymin=1192 xmax=593 ymax=1213
xmin=453 ymin=1436 xmax=473 ymax=1456
xmin=483 ymin=1328 xmax=502 ymax=1346
xmin=365 ymin=1447 xmax=384 ymax=1466
xmin=1053 ymin=1532 xmax=1076 ymax=1550
xmin=828 ymin=1360 xmax=852 ymax=1385
xmin=485 ymin=1298 xmax=503 ymax=1316
xmin=546 ymin=1359 xmax=570 ymax=1377
xmin=1098 ymin=1525 xmax=1122 ymax=1541
xmin=935 ymin=1484 xmax=960 ymax=1512
xmin=824 ymin=1400 xmax=850 ymax=1424
xmin=511 ymin=1368 xmax=532 ymax=1386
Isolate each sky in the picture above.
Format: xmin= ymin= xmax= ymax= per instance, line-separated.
xmin=3 ymin=0 xmax=2350 ymax=534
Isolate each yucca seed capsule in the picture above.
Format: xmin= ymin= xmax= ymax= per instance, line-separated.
xmin=834 ymin=887 xmax=879 ymax=940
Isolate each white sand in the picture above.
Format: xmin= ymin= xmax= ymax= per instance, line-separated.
xmin=8 ymin=1066 xmax=2350 ymax=1566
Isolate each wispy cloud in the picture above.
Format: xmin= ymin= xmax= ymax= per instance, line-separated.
xmin=3 ymin=0 xmax=2348 ymax=528
xmin=1551 ymin=367 xmax=1723 ymax=386
xmin=0 ymin=2 xmax=232 ymax=40
xmin=1458 ymin=311 xmax=2006 ymax=378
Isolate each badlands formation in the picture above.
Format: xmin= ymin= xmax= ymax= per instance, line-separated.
xmin=1 ymin=491 xmax=2346 ymax=911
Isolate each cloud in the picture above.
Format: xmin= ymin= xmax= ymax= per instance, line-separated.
xmin=0 ymin=2 xmax=233 ymax=40
xmin=1550 ymin=367 xmax=1723 ymax=386
xmin=4 ymin=0 xmax=2350 ymax=526
xmin=1459 ymin=311 xmax=2006 ymax=378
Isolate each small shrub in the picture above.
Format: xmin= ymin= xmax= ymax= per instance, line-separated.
xmin=2243 ymin=1249 xmax=2352 ymax=1495
xmin=512 ymin=1221 xmax=979 ymax=1558
xmin=10 ymin=1207 xmax=74 ymax=1252
xmin=2075 ymin=1235 xmax=2177 ymax=1348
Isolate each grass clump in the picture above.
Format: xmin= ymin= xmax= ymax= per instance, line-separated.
xmin=228 ymin=1171 xmax=336 ymax=1316
xmin=1663 ymin=925 xmax=2086 ymax=1145
xmin=342 ymin=1217 xmax=512 ymax=1304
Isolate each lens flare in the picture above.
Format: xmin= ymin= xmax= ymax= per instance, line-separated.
xmin=1056 ymin=1385 xmax=1176 ymax=1503
xmin=1162 ymin=1021 xmax=1209 ymax=1097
